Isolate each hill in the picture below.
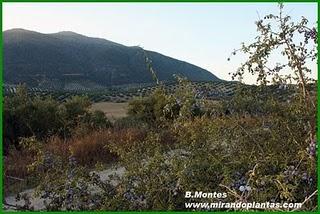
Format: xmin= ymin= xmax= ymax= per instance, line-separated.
xmin=4 ymin=29 xmax=221 ymax=90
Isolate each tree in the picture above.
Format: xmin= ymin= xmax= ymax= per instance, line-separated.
xmin=229 ymin=3 xmax=317 ymax=100
xmin=229 ymin=3 xmax=317 ymax=153
xmin=227 ymin=4 xmax=317 ymax=209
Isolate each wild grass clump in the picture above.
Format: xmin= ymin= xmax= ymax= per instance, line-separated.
xmin=68 ymin=131 xmax=117 ymax=166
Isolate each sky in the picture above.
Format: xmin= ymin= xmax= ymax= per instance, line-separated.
xmin=3 ymin=3 xmax=318 ymax=84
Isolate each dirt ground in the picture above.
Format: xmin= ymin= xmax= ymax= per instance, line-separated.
xmin=4 ymin=166 xmax=125 ymax=211
xmin=91 ymin=102 xmax=128 ymax=121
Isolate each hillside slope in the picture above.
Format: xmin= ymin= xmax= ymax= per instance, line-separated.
xmin=4 ymin=29 xmax=221 ymax=90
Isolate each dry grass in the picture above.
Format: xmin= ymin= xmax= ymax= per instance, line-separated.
xmin=69 ymin=131 xmax=118 ymax=166
xmin=4 ymin=148 xmax=37 ymax=196
xmin=3 ymin=127 xmax=148 ymax=195
xmin=4 ymin=149 xmax=35 ymax=179
xmin=91 ymin=102 xmax=128 ymax=121
xmin=43 ymin=129 xmax=145 ymax=167
xmin=45 ymin=136 xmax=71 ymax=159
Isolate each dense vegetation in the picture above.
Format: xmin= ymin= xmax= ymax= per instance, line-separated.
xmin=4 ymin=77 xmax=316 ymax=211
xmin=3 ymin=86 xmax=112 ymax=156
xmin=3 ymin=4 xmax=317 ymax=212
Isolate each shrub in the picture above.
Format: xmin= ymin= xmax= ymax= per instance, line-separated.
xmin=127 ymin=77 xmax=205 ymax=126
xmin=127 ymin=87 xmax=169 ymax=123
xmin=4 ymin=90 xmax=112 ymax=155
xmin=113 ymin=115 xmax=149 ymax=130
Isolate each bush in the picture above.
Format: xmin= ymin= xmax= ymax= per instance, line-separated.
xmin=4 ymin=86 xmax=63 ymax=151
xmin=109 ymin=98 xmax=316 ymax=210
xmin=4 ymin=88 xmax=112 ymax=155
xmin=127 ymin=87 xmax=169 ymax=123
xmin=127 ymin=77 xmax=205 ymax=126
xmin=113 ymin=115 xmax=149 ymax=130
xmin=85 ymin=110 xmax=112 ymax=129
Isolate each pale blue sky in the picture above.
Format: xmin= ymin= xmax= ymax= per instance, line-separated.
xmin=3 ymin=3 xmax=318 ymax=84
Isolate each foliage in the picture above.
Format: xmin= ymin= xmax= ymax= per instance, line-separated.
xmin=31 ymin=152 xmax=115 ymax=211
xmin=4 ymin=86 xmax=112 ymax=145
xmin=113 ymin=115 xmax=149 ymax=130
xmin=107 ymin=94 xmax=316 ymax=210
xmin=127 ymin=87 xmax=169 ymax=124
xmin=229 ymin=3 xmax=317 ymax=89
xmin=4 ymin=4 xmax=317 ymax=212
xmin=22 ymin=88 xmax=316 ymax=211
xmin=4 ymin=86 xmax=61 ymax=140
xmin=128 ymin=76 xmax=204 ymax=126
xmin=220 ymin=85 xmax=285 ymax=116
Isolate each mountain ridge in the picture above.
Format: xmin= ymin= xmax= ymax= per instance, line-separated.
xmin=4 ymin=28 xmax=221 ymax=90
